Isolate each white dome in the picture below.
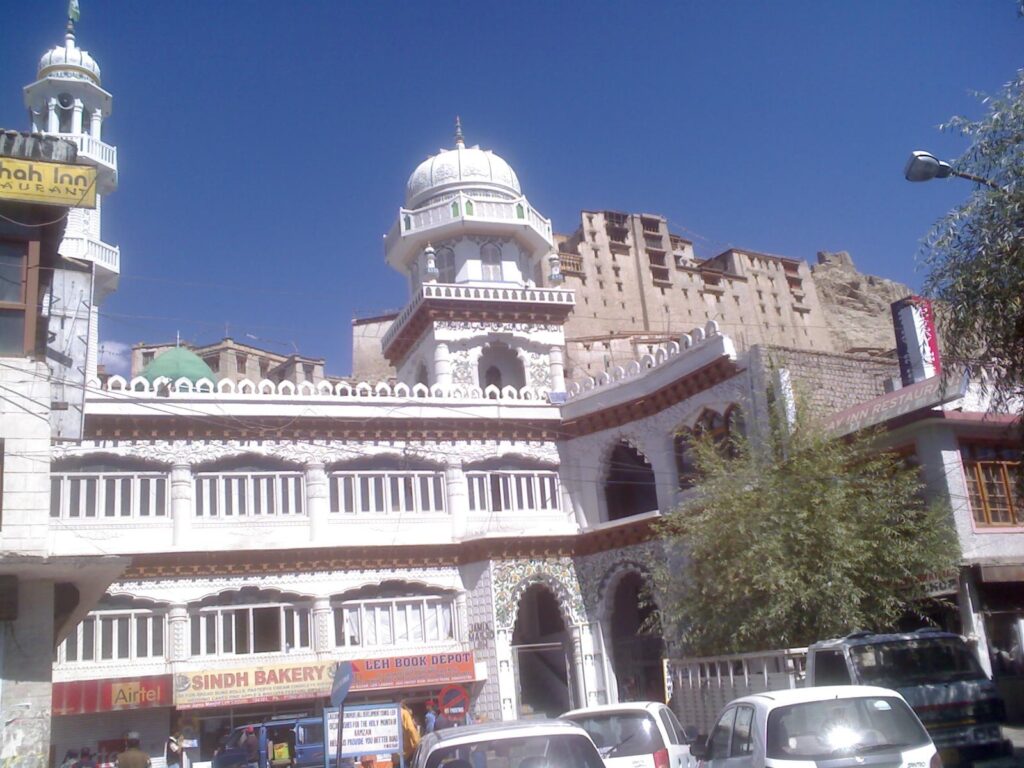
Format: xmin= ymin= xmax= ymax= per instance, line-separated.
xmin=38 ymin=31 xmax=101 ymax=85
xmin=405 ymin=143 xmax=521 ymax=208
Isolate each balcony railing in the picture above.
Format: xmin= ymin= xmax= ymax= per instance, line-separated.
xmin=382 ymin=282 xmax=576 ymax=350
xmin=58 ymin=133 xmax=118 ymax=192
xmin=60 ymin=235 xmax=120 ymax=274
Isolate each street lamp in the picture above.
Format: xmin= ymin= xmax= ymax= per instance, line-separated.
xmin=903 ymin=150 xmax=1000 ymax=189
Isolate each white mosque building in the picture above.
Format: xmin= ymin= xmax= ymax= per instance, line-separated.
xmin=7 ymin=10 xmax=1019 ymax=765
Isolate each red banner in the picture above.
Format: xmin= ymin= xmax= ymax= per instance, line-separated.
xmin=52 ymin=675 xmax=173 ymax=715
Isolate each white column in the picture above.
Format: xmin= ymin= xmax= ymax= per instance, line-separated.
xmin=85 ymin=303 xmax=100 ymax=383
xmin=434 ymin=342 xmax=452 ymax=388
xmin=569 ymin=624 xmax=588 ymax=710
xmin=170 ymin=463 xmax=193 ymax=547
xmin=446 ymin=460 xmax=468 ymax=539
xmin=455 ymin=592 xmax=469 ymax=641
xmin=71 ymin=98 xmax=84 ymax=135
xmin=549 ymin=346 xmax=566 ymax=393
xmin=89 ymin=108 xmax=102 ymax=139
xmin=312 ymin=597 xmax=334 ymax=653
xmin=47 ymin=98 xmax=60 ymax=133
xmin=306 ymin=462 xmax=329 ymax=540
xmin=959 ymin=569 xmax=994 ymax=677
xmin=167 ymin=604 xmax=190 ymax=662
xmin=495 ymin=626 xmax=518 ymax=721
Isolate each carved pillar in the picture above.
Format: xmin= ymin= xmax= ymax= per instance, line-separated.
xmin=170 ymin=463 xmax=193 ymax=547
xmin=89 ymin=108 xmax=102 ymax=139
xmin=549 ymin=346 xmax=566 ymax=393
xmin=47 ymin=98 xmax=59 ymax=133
xmin=434 ymin=343 xmax=452 ymax=388
xmin=167 ymin=604 xmax=190 ymax=662
xmin=653 ymin=431 xmax=680 ymax=513
xmin=71 ymin=98 xmax=84 ymax=135
xmin=455 ymin=592 xmax=469 ymax=642
xmin=446 ymin=460 xmax=468 ymax=539
xmin=312 ymin=597 xmax=334 ymax=653
xmin=494 ymin=626 xmax=517 ymax=721
xmin=306 ymin=463 xmax=329 ymax=541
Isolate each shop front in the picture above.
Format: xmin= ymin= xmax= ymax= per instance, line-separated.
xmin=173 ymin=652 xmax=481 ymax=762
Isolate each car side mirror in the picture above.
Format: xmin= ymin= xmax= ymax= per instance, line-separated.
xmin=682 ymin=726 xmax=700 ymax=744
xmin=689 ymin=737 xmax=708 ymax=759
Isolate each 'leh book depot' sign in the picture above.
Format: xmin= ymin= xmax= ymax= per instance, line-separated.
xmin=174 ymin=652 xmax=476 ymax=709
xmin=0 ymin=157 xmax=97 ymax=208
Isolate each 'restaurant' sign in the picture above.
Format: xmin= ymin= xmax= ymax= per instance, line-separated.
xmin=174 ymin=652 xmax=476 ymax=710
xmin=52 ymin=675 xmax=173 ymax=715
xmin=0 ymin=157 xmax=97 ymax=208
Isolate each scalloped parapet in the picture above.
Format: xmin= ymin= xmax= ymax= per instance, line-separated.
xmin=566 ymin=320 xmax=726 ymax=400
xmin=91 ymin=375 xmax=554 ymax=403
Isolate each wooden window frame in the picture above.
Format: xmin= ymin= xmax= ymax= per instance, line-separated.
xmin=0 ymin=238 xmax=40 ymax=356
xmin=961 ymin=444 xmax=1022 ymax=527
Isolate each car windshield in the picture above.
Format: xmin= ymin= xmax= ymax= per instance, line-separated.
xmin=849 ymin=638 xmax=986 ymax=687
xmin=766 ymin=696 xmax=931 ymax=760
xmin=424 ymin=734 xmax=604 ymax=768
xmin=561 ymin=712 xmax=664 ymax=757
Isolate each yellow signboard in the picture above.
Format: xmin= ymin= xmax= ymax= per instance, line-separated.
xmin=174 ymin=660 xmax=336 ymax=710
xmin=0 ymin=157 xmax=96 ymax=208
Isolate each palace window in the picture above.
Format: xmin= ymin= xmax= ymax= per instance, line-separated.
xmin=50 ymin=463 xmax=169 ymax=519
xmin=194 ymin=468 xmax=304 ymax=517
xmin=191 ymin=600 xmax=311 ymax=656
xmin=466 ymin=470 xmax=560 ymax=513
xmin=328 ymin=470 xmax=446 ymax=515
xmin=962 ymin=444 xmax=1022 ymax=527
xmin=333 ymin=588 xmax=457 ymax=648
xmin=59 ymin=601 xmax=166 ymax=664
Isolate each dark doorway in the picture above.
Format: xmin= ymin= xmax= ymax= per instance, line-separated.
xmin=512 ymin=584 xmax=575 ymax=716
xmin=604 ymin=443 xmax=658 ymax=521
xmin=611 ymin=571 xmax=664 ymax=702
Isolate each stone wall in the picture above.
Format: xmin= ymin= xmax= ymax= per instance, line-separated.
xmin=462 ymin=561 xmax=502 ymax=722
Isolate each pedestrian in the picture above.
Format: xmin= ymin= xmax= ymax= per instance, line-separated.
xmin=240 ymin=726 xmax=259 ymax=767
xmin=75 ymin=748 xmax=98 ymax=768
xmin=116 ymin=732 xmax=151 ymax=768
xmin=165 ymin=733 xmax=183 ymax=768
xmin=399 ymin=701 xmax=421 ymax=765
xmin=434 ymin=709 xmax=453 ymax=731
xmin=424 ymin=701 xmax=437 ymax=734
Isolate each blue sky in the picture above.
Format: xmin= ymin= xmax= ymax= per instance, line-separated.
xmin=0 ymin=2 xmax=1019 ymax=376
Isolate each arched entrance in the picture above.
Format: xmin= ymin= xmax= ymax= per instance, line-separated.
xmin=610 ymin=571 xmax=665 ymax=701
xmin=511 ymin=584 xmax=576 ymax=717
xmin=604 ymin=442 xmax=658 ymax=520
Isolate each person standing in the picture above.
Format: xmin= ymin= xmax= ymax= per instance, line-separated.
xmin=116 ymin=732 xmax=151 ymax=768
xmin=165 ymin=734 xmax=183 ymax=768
xmin=424 ymin=701 xmax=437 ymax=734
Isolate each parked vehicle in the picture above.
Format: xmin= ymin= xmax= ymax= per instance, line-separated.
xmin=411 ymin=719 xmax=604 ymax=768
xmin=689 ymin=685 xmax=939 ymax=768
xmin=213 ymin=717 xmax=325 ymax=768
xmin=562 ymin=701 xmax=698 ymax=768
xmin=667 ymin=629 xmax=1012 ymax=766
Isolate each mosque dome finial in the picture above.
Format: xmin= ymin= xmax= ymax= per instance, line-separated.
xmin=38 ymin=2 xmax=101 ymax=85
xmin=454 ymin=116 xmax=465 ymax=149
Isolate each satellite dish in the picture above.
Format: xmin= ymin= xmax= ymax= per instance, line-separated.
xmin=57 ymin=93 xmax=74 ymax=109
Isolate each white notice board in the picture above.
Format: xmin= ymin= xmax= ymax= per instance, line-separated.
xmin=323 ymin=703 xmax=402 ymax=763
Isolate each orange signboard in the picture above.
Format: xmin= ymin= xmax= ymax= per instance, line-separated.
xmin=53 ymin=675 xmax=173 ymax=715
xmin=174 ymin=652 xmax=476 ymax=710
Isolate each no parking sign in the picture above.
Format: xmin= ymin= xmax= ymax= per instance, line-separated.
xmin=439 ymin=684 xmax=470 ymax=719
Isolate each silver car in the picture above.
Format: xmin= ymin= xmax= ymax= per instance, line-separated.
xmin=411 ymin=719 xmax=605 ymax=768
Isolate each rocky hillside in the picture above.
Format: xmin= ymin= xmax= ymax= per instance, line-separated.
xmin=812 ymin=251 xmax=912 ymax=354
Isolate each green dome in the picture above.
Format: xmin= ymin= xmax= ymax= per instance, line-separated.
xmin=141 ymin=347 xmax=217 ymax=384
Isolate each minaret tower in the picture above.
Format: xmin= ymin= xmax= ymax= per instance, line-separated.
xmin=23 ymin=5 xmax=119 ymax=382
xmin=382 ymin=120 xmax=573 ymax=395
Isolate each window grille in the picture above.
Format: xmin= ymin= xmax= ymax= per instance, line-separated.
xmin=328 ymin=470 xmax=446 ymax=515
xmin=50 ymin=472 xmax=169 ymax=519
xmin=194 ymin=471 xmax=305 ymax=517
xmin=466 ymin=470 xmax=560 ymax=513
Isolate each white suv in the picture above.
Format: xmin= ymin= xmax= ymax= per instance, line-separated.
xmin=411 ymin=719 xmax=604 ymax=768
xmin=562 ymin=702 xmax=697 ymax=768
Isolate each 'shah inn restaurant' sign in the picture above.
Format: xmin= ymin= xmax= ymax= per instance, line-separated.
xmin=0 ymin=156 xmax=96 ymax=208
xmin=175 ymin=652 xmax=476 ymax=709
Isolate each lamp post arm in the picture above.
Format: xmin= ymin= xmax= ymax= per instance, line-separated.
xmin=949 ymin=169 xmax=1002 ymax=190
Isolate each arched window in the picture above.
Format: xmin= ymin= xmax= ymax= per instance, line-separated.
xmin=189 ymin=588 xmax=312 ymax=656
xmin=673 ymin=431 xmax=697 ymax=489
xmin=484 ymin=366 xmax=502 ymax=390
xmin=415 ymin=363 xmax=429 ymax=387
xmin=477 ymin=343 xmax=524 ymax=391
xmin=58 ymin=596 xmax=167 ymax=664
xmin=332 ymin=582 xmax=457 ymax=648
xmin=604 ymin=442 xmax=658 ymax=521
xmin=435 ymin=247 xmax=456 ymax=283
xmin=481 ymin=242 xmax=502 ymax=281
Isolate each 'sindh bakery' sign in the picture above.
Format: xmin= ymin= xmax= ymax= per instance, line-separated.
xmin=52 ymin=675 xmax=173 ymax=715
xmin=0 ymin=157 xmax=97 ymax=208
xmin=175 ymin=652 xmax=475 ymax=710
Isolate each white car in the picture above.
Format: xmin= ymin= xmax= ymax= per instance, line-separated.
xmin=690 ymin=685 xmax=940 ymax=768
xmin=410 ymin=718 xmax=605 ymax=768
xmin=562 ymin=702 xmax=696 ymax=768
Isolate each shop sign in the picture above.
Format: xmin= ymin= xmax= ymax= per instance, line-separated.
xmin=175 ymin=652 xmax=476 ymax=710
xmin=0 ymin=157 xmax=96 ymax=208
xmin=52 ymin=675 xmax=173 ymax=715
xmin=324 ymin=704 xmax=402 ymax=762
xmin=826 ymin=371 xmax=968 ymax=437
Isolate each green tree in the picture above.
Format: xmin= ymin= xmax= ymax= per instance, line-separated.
xmin=654 ymin=405 xmax=960 ymax=655
xmin=920 ymin=69 xmax=1024 ymax=406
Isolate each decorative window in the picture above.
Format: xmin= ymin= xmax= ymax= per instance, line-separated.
xmin=50 ymin=469 xmax=169 ymax=519
xmin=0 ymin=239 xmax=40 ymax=356
xmin=59 ymin=609 xmax=166 ymax=664
xmin=333 ymin=594 xmax=456 ymax=648
xmin=191 ymin=602 xmax=311 ymax=656
xmin=515 ymin=203 xmax=525 ymax=219
xmin=961 ymin=444 xmax=1022 ymax=527
xmin=328 ymin=470 xmax=446 ymax=515
xmin=194 ymin=470 xmax=304 ymax=517
xmin=435 ymin=247 xmax=456 ymax=283
xmin=403 ymin=214 xmax=412 ymax=231
xmin=465 ymin=200 xmax=475 ymax=216
xmin=451 ymin=201 xmax=460 ymax=217
xmin=481 ymin=242 xmax=502 ymax=281
xmin=466 ymin=470 xmax=560 ymax=513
